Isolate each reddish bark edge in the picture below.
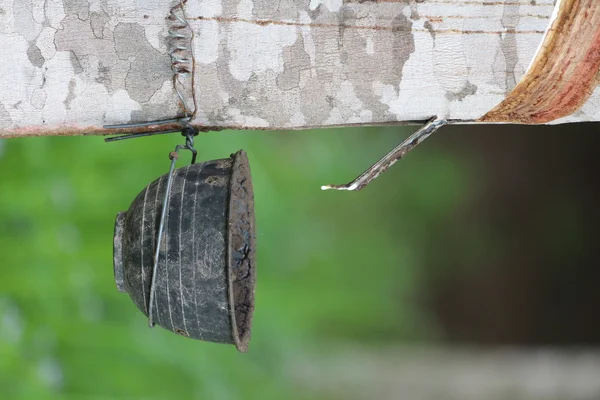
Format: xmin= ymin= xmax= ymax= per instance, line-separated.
xmin=480 ymin=0 xmax=600 ymax=124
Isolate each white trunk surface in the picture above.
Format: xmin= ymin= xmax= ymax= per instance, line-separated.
xmin=0 ymin=0 xmax=598 ymax=138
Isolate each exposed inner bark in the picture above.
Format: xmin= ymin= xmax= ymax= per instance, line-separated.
xmin=481 ymin=0 xmax=600 ymax=123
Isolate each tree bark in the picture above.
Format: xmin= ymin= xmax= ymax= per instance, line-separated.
xmin=0 ymin=0 xmax=598 ymax=138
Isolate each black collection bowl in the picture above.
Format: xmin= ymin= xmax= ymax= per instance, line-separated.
xmin=113 ymin=150 xmax=255 ymax=351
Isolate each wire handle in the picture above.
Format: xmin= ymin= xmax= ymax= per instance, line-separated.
xmin=105 ymin=120 xmax=199 ymax=326
xmin=146 ymin=128 xmax=197 ymax=327
xmin=104 ymin=0 xmax=199 ymax=325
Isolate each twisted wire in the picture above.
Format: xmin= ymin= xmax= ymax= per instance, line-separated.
xmin=103 ymin=1 xmax=198 ymax=132
xmin=168 ymin=0 xmax=196 ymax=118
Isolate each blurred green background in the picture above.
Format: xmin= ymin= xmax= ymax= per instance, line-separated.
xmin=0 ymin=123 xmax=599 ymax=399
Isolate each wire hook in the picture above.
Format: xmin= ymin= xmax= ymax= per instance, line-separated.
xmin=146 ymin=130 xmax=197 ymax=328
xmin=104 ymin=120 xmax=199 ymax=164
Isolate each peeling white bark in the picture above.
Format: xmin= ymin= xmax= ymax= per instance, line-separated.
xmin=0 ymin=0 xmax=598 ymax=138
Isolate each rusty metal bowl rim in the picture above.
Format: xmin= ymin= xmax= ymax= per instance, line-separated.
xmin=226 ymin=150 xmax=256 ymax=352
